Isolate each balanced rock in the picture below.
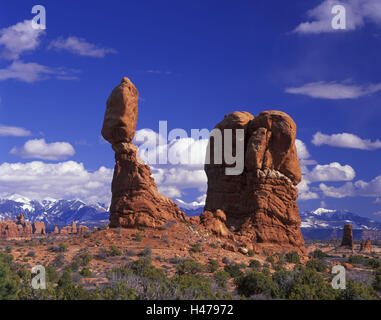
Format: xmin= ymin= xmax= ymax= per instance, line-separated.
xmin=102 ymin=77 xmax=186 ymax=228
xmin=200 ymin=110 xmax=305 ymax=253
xmin=341 ymin=224 xmax=354 ymax=249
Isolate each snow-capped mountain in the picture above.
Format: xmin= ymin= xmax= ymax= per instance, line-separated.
xmin=0 ymin=194 xmax=109 ymax=229
xmin=300 ymin=208 xmax=381 ymax=231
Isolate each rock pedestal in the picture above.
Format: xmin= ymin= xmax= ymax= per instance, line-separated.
xmin=341 ymin=224 xmax=354 ymax=250
xmin=102 ymin=77 xmax=185 ymax=229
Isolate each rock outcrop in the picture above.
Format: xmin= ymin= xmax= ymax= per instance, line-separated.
xmin=360 ymin=239 xmax=373 ymax=253
xmin=200 ymin=110 xmax=305 ymax=253
xmin=341 ymin=224 xmax=354 ymax=250
xmin=102 ymin=77 xmax=185 ymax=229
xmin=0 ymin=215 xmax=45 ymax=239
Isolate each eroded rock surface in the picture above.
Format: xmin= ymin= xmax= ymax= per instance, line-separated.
xmin=102 ymin=77 xmax=185 ymax=229
xmin=201 ymin=110 xmax=305 ymax=253
xmin=341 ymin=224 xmax=354 ymax=250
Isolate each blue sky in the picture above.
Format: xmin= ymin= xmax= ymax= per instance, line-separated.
xmin=0 ymin=0 xmax=381 ymax=219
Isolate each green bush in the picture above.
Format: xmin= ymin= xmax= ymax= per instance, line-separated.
xmin=214 ymin=270 xmax=230 ymax=289
xmin=139 ymin=247 xmax=152 ymax=258
xmin=177 ymin=259 xmax=206 ymax=275
xmin=80 ymin=268 xmax=92 ymax=277
xmin=59 ymin=243 xmax=68 ymax=252
xmin=311 ymin=249 xmax=328 ymax=259
xmin=235 ymin=271 xmax=279 ymax=298
xmin=135 ymin=233 xmax=142 ymax=242
xmin=285 ymin=251 xmax=300 ymax=264
xmin=306 ymin=259 xmax=327 ymax=272
xmin=75 ymin=251 xmax=93 ymax=266
xmin=189 ymin=243 xmax=201 ymax=253
xmin=208 ymin=259 xmax=219 ymax=273
xmin=338 ymin=281 xmax=377 ymax=300
xmin=249 ymin=259 xmax=261 ymax=270
xmin=108 ymin=245 xmax=123 ymax=256
xmin=224 ymin=263 xmax=243 ymax=278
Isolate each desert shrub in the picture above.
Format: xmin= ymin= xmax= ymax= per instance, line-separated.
xmin=59 ymin=243 xmax=68 ymax=252
xmin=311 ymin=249 xmax=328 ymax=259
xmin=75 ymin=251 xmax=93 ymax=266
xmin=108 ymin=245 xmax=123 ymax=256
xmin=170 ymin=274 xmax=215 ymax=299
xmin=208 ymin=259 xmax=219 ymax=273
xmin=125 ymin=249 xmax=137 ymax=257
xmin=26 ymin=251 xmax=35 ymax=257
xmin=80 ymin=268 xmax=92 ymax=277
xmin=235 ymin=271 xmax=279 ymax=298
xmin=286 ymin=268 xmax=337 ymax=300
xmin=285 ymin=251 xmax=300 ymax=264
xmin=132 ymin=258 xmax=166 ymax=280
xmin=266 ymin=256 xmax=275 ymax=266
xmin=337 ymin=281 xmax=377 ymax=300
xmin=176 ymin=259 xmax=206 ymax=275
xmin=214 ymin=270 xmax=230 ymax=289
xmin=364 ymin=258 xmax=381 ymax=269
xmin=249 ymin=259 xmax=261 ymax=270
xmin=373 ymin=267 xmax=381 ymax=291
xmin=98 ymin=281 xmax=137 ymax=300
xmin=189 ymin=243 xmax=201 ymax=253
xmin=306 ymin=259 xmax=327 ymax=272
xmin=138 ymin=247 xmax=152 ymax=258
xmin=45 ymin=266 xmax=59 ymax=283
xmin=135 ymin=233 xmax=142 ymax=242
xmin=168 ymin=256 xmax=182 ymax=265
xmin=224 ymin=263 xmax=243 ymax=278
xmin=347 ymin=255 xmax=365 ymax=265
xmin=5 ymin=246 xmax=12 ymax=253
xmin=0 ymin=252 xmax=19 ymax=299
xmin=138 ymin=226 xmax=145 ymax=232
xmin=248 ymin=250 xmax=254 ymax=257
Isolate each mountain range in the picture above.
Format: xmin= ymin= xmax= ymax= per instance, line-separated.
xmin=1 ymin=195 xmax=380 ymax=239
xmin=0 ymin=194 xmax=109 ymax=231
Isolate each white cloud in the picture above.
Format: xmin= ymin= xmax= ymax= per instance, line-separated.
xmin=295 ymin=139 xmax=310 ymax=160
xmin=285 ymin=81 xmax=381 ymax=99
xmin=312 ymin=132 xmax=381 ymax=150
xmin=134 ymin=129 xmax=209 ymax=200
xmin=10 ymin=139 xmax=75 ymax=160
xmin=307 ymin=162 xmax=356 ymax=182
xmin=0 ymin=60 xmax=79 ymax=83
xmin=320 ymin=174 xmax=381 ymax=198
xmin=0 ymin=161 xmax=113 ymax=205
xmin=48 ymin=36 xmax=117 ymax=58
xmin=0 ymin=20 xmax=44 ymax=59
xmin=0 ymin=125 xmax=31 ymax=136
xmin=293 ymin=0 xmax=381 ymax=34
xmin=373 ymin=211 xmax=381 ymax=216
xmin=375 ymin=198 xmax=381 ymax=203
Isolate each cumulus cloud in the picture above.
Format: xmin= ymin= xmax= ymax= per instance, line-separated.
xmin=320 ymin=174 xmax=381 ymax=198
xmin=48 ymin=36 xmax=117 ymax=58
xmin=0 ymin=125 xmax=31 ymax=136
xmin=0 ymin=161 xmax=113 ymax=205
xmin=0 ymin=20 xmax=44 ymax=59
xmin=0 ymin=60 xmax=79 ymax=83
xmin=295 ymin=139 xmax=310 ymax=160
xmin=10 ymin=139 xmax=75 ymax=160
xmin=293 ymin=0 xmax=381 ymax=34
xmin=285 ymin=81 xmax=381 ymax=99
xmin=306 ymin=162 xmax=356 ymax=182
xmin=134 ymin=129 xmax=209 ymax=200
xmin=312 ymin=132 xmax=381 ymax=150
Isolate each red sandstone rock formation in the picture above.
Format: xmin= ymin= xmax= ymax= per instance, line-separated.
xmin=32 ymin=221 xmax=46 ymax=235
xmin=360 ymin=239 xmax=373 ymax=253
xmin=102 ymin=77 xmax=186 ymax=229
xmin=341 ymin=224 xmax=354 ymax=250
xmin=200 ymin=111 xmax=305 ymax=253
xmin=0 ymin=215 xmax=45 ymax=239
